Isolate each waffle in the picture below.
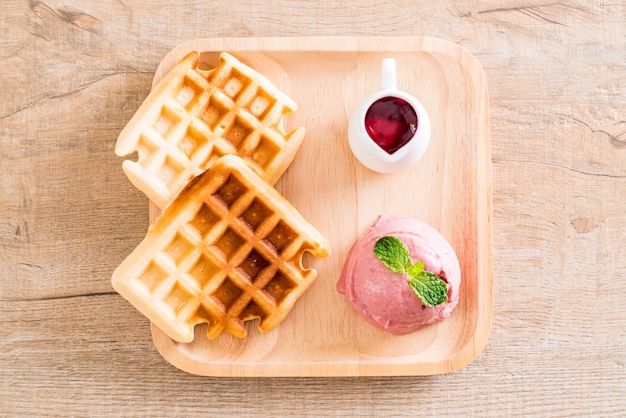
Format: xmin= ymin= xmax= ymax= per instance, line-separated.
xmin=111 ymin=155 xmax=330 ymax=342
xmin=115 ymin=51 xmax=306 ymax=208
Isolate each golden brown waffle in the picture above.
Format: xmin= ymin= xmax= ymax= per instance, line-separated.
xmin=111 ymin=155 xmax=330 ymax=342
xmin=115 ymin=51 xmax=305 ymax=208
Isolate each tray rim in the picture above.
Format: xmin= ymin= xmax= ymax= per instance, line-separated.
xmin=145 ymin=36 xmax=493 ymax=377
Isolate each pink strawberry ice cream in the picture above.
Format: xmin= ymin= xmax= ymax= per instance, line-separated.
xmin=337 ymin=215 xmax=461 ymax=335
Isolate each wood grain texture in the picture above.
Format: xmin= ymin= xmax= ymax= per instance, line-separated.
xmin=1 ymin=0 xmax=624 ymax=416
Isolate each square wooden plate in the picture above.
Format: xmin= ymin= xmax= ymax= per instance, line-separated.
xmin=144 ymin=37 xmax=493 ymax=376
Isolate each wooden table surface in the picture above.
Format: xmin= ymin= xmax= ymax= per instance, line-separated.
xmin=1 ymin=0 xmax=624 ymax=416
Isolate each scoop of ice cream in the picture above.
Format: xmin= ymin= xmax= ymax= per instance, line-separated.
xmin=337 ymin=215 xmax=461 ymax=335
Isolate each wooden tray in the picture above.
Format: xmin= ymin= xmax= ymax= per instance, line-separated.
xmin=147 ymin=37 xmax=493 ymax=376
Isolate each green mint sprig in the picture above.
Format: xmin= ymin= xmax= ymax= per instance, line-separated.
xmin=373 ymin=236 xmax=448 ymax=307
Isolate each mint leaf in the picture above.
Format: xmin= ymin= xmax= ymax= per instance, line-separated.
xmin=373 ymin=236 xmax=411 ymax=274
xmin=408 ymin=271 xmax=448 ymax=308
xmin=407 ymin=261 xmax=424 ymax=278
xmin=373 ymin=235 xmax=448 ymax=308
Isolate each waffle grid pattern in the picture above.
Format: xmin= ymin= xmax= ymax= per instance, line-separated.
xmin=114 ymin=156 xmax=328 ymax=342
xmin=118 ymin=52 xmax=305 ymax=208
